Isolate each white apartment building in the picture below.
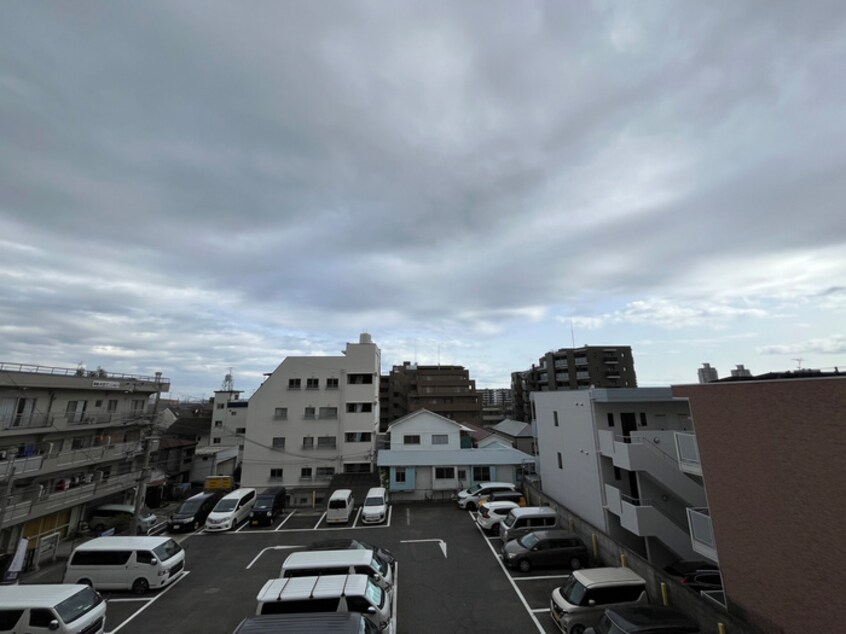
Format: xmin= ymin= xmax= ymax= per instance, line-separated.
xmin=241 ymin=334 xmax=380 ymax=506
xmin=533 ymin=388 xmax=707 ymax=566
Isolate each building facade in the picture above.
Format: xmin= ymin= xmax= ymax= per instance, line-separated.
xmin=533 ymin=388 xmax=705 ymax=566
xmin=672 ymin=373 xmax=846 ymax=633
xmin=241 ymin=334 xmax=380 ymax=507
xmin=379 ymin=363 xmax=482 ymax=430
xmin=511 ymin=346 xmax=637 ymax=422
xmin=0 ymin=362 xmax=168 ymax=569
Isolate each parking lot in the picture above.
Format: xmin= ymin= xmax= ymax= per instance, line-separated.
xmin=74 ymin=502 xmax=574 ymax=634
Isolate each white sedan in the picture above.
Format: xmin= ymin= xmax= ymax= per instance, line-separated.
xmin=475 ymin=501 xmax=520 ymax=533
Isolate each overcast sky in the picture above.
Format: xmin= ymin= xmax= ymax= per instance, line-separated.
xmin=2 ymin=2 xmax=845 ymax=399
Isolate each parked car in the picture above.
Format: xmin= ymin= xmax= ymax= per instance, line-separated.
xmin=89 ymin=504 xmax=157 ymax=534
xmin=306 ymin=539 xmax=396 ymax=570
xmin=249 ymin=487 xmax=286 ymax=526
xmin=663 ymin=559 xmax=718 ymax=578
xmin=501 ymin=529 xmax=589 ymax=573
xmin=682 ymin=569 xmax=723 ymax=592
xmin=454 ymin=482 xmax=517 ymax=511
xmin=585 ymin=606 xmax=700 ymax=634
xmin=476 ymin=501 xmax=519 ymax=532
xmin=169 ymin=491 xmax=222 ymax=532
xmin=361 ymin=487 xmax=389 ymax=524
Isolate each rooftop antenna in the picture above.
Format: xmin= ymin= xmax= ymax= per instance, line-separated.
xmin=791 ymin=358 xmax=803 ymax=370
xmin=221 ymin=368 xmax=235 ymax=391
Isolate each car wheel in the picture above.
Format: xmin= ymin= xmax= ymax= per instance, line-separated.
xmin=570 ymin=557 xmax=583 ymax=570
xmin=132 ymin=578 xmax=149 ymax=595
xmin=570 ymin=625 xmax=585 ymax=634
xmin=518 ymin=559 xmax=531 ymax=573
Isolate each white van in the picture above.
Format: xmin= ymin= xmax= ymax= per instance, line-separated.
xmin=550 ymin=567 xmax=649 ymax=633
xmin=498 ymin=506 xmax=558 ymax=543
xmin=255 ymin=574 xmax=392 ymax=633
xmin=326 ymin=489 xmax=355 ymax=524
xmin=454 ymin=482 xmax=517 ymax=511
xmin=63 ymin=536 xmax=185 ymax=594
xmin=280 ymin=549 xmax=394 ymax=592
xmin=205 ymin=488 xmax=256 ymax=532
xmin=361 ymin=487 xmax=389 ymax=524
xmin=0 ymin=584 xmax=106 ymax=634
xmin=89 ymin=503 xmax=158 ymax=534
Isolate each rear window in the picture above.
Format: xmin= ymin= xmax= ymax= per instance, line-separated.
xmin=329 ymin=498 xmax=349 ymax=509
xmin=260 ymin=598 xmax=339 ymax=614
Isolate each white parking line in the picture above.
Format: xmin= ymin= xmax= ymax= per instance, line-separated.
xmin=531 ymin=608 xmax=552 ymax=613
xmin=245 ymin=545 xmax=302 ymax=569
xmin=351 ymin=507 xmax=362 ymax=527
xmin=274 ymin=510 xmax=297 ymax=531
xmin=392 ymin=562 xmax=399 ymax=630
xmin=106 ymin=571 xmax=191 ymax=634
xmin=313 ymin=512 xmax=327 ymax=529
xmin=473 ymin=513 xmax=546 ymax=634
xmin=107 ymin=598 xmax=151 ymax=603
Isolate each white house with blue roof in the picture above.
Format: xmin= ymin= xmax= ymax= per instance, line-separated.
xmin=376 ymin=409 xmax=535 ymax=501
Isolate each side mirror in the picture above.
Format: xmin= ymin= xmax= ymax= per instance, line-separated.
xmin=366 ymin=606 xmax=377 ymax=614
xmin=49 ymin=620 xmax=60 ymax=631
xmin=149 ymin=558 xmax=158 ymax=566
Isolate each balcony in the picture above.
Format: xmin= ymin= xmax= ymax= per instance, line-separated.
xmin=1 ymin=411 xmax=152 ymax=435
xmin=674 ymin=432 xmax=703 ymax=476
xmin=687 ymin=507 xmax=719 ymax=563
xmin=1 ymin=471 xmax=139 ymax=529
xmin=1 ymin=441 xmax=141 ymax=482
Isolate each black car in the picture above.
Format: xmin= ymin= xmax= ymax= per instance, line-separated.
xmin=500 ymin=529 xmax=589 ymax=573
xmin=585 ymin=606 xmax=700 ymax=634
xmin=307 ymin=538 xmax=396 ymax=570
xmin=249 ymin=487 xmax=287 ymax=526
xmin=168 ymin=491 xmax=223 ymax=532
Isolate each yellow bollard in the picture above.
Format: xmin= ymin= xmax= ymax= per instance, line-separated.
xmin=620 ymin=553 xmax=628 ymax=568
xmin=661 ymin=582 xmax=669 ymax=607
xmin=592 ymin=533 xmax=599 ymax=560
xmin=717 ymin=624 xmax=726 ymax=634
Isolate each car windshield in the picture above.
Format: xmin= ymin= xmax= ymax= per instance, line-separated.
xmin=518 ymin=533 xmax=539 ymax=549
xmin=364 ymin=496 xmax=383 ymax=506
xmin=502 ymin=513 xmax=516 ymax=527
xmin=152 ymin=539 xmax=183 ymax=561
xmin=55 ymin=587 xmax=102 ymax=624
xmin=559 ymin=577 xmax=588 ymax=606
xmin=178 ymin=499 xmax=202 ymax=514
xmin=254 ymin=498 xmax=274 ymax=509
xmin=214 ymin=499 xmax=237 ymax=512
xmin=466 ymin=484 xmax=483 ymax=494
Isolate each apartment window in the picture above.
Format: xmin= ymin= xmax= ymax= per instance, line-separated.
xmin=274 ymin=407 xmax=287 ymax=420
xmin=316 ymin=467 xmax=335 ymax=477
xmin=344 ymin=432 xmax=372 ymax=443
xmin=317 ymin=436 xmax=337 ymax=450
xmin=300 ymin=467 xmax=312 ymax=479
xmin=302 ymin=437 xmax=314 ymax=449
xmin=457 ymin=468 xmax=467 ymax=481
xmin=318 ymin=407 xmax=338 ymax=419
xmin=326 ymin=378 xmax=339 ymax=390
xmin=347 ymin=373 xmax=373 ymax=384
xmin=214 ymin=421 xmax=223 ymax=429
xmin=557 ymin=452 xmax=563 ymax=469
xmin=395 ymin=468 xmax=406 ymax=483
xmin=107 ymin=400 xmax=118 ymax=412
xmin=272 ymin=437 xmax=286 ymax=449
xmin=434 ymin=467 xmax=455 ymax=480
xmin=306 ymin=378 xmax=319 ymax=390
xmin=269 ymin=468 xmax=283 ymax=481
xmin=614 ymin=467 xmax=622 ymax=481
xmin=235 ymin=427 xmax=245 ymax=435
xmin=94 ymin=400 xmax=103 ymax=408
xmin=213 ymin=438 xmax=221 ymax=445
xmin=432 ymin=434 xmax=448 ymax=445
xmin=607 ymin=413 xmax=615 ymax=427
xmin=553 ymin=411 xmax=559 ymax=427
xmin=346 ymin=402 xmax=373 ymax=413
xmin=403 ymin=435 xmax=420 ymax=445
xmin=344 ymin=463 xmax=370 ymax=474
xmin=131 ymin=399 xmax=144 ymax=412
xmin=639 ymin=412 xmax=648 ymax=427
xmin=304 ymin=407 xmax=315 ymax=420
xmin=216 ymin=403 xmax=225 ymax=409
xmin=288 ymin=378 xmax=301 ymax=390
xmin=472 ymin=466 xmax=490 ymax=481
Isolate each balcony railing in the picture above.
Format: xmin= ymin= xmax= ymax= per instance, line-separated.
xmin=1 ymin=411 xmax=152 ymax=433
xmin=675 ymin=432 xmax=702 ymax=476
xmin=0 ymin=361 xmax=167 ymax=383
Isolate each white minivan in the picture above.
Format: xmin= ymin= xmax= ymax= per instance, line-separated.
xmin=326 ymin=489 xmax=355 ymax=524
xmin=280 ymin=549 xmax=394 ymax=592
xmin=361 ymin=487 xmax=389 ymax=524
xmin=0 ymin=584 xmax=106 ymax=634
xmin=63 ymin=536 xmax=185 ymax=594
xmin=205 ymin=488 xmax=256 ymax=532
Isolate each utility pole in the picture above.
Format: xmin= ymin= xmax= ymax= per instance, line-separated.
xmin=132 ymin=372 xmax=162 ymax=534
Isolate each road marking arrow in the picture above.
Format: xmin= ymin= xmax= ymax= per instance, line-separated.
xmin=400 ymin=538 xmax=447 ymax=558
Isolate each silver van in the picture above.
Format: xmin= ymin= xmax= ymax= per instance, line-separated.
xmin=0 ymin=584 xmax=106 ymax=634
xmin=550 ymin=567 xmax=649 ymax=633
xmin=326 ymin=489 xmax=355 ymax=524
xmin=499 ymin=506 xmax=558 ymax=543
xmin=255 ymin=574 xmax=392 ymax=633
